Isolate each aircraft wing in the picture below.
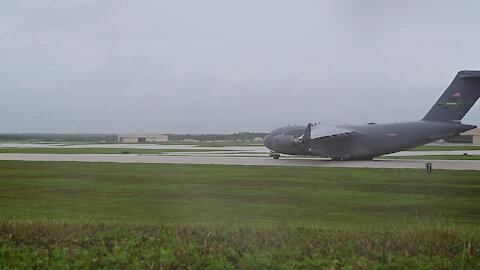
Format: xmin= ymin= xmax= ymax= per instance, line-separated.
xmin=299 ymin=124 xmax=358 ymax=140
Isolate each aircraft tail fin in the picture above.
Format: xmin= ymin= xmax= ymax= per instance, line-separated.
xmin=422 ymin=70 xmax=480 ymax=122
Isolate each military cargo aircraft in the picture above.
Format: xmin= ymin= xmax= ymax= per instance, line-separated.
xmin=264 ymin=70 xmax=480 ymax=160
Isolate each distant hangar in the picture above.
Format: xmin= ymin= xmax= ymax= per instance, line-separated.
xmin=459 ymin=128 xmax=480 ymax=144
xmin=118 ymin=134 xmax=168 ymax=143
xmin=445 ymin=128 xmax=480 ymax=144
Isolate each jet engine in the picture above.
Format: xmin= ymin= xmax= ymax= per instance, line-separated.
xmin=272 ymin=134 xmax=297 ymax=149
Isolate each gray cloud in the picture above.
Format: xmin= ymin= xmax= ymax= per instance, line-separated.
xmin=2 ymin=0 xmax=480 ymax=133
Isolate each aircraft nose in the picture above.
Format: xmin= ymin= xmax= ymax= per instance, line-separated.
xmin=264 ymin=133 xmax=274 ymax=150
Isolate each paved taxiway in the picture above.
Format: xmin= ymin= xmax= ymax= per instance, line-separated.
xmin=0 ymin=153 xmax=479 ymax=170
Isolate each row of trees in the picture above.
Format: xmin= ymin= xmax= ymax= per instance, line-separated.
xmin=167 ymin=132 xmax=268 ymax=142
xmin=0 ymin=134 xmax=118 ymax=142
xmin=0 ymin=132 xmax=268 ymax=143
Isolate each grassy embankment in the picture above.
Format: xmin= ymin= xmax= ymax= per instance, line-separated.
xmin=2 ymin=221 xmax=478 ymax=269
xmin=1 ymin=161 xmax=479 ymax=268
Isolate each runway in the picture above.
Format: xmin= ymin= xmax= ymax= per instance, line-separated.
xmin=0 ymin=153 xmax=479 ymax=170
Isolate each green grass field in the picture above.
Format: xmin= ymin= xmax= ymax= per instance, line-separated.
xmin=410 ymin=145 xmax=480 ymax=151
xmin=1 ymin=161 xmax=479 ymax=268
xmin=382 ymin=155 xmax=480 ymax=160
xmin=61 ymin=142 xmax=264 ymax=147
xmin=0 ymin=141 xmax=264 ymax=147
xmin=2 ymin=161 xmax=480 ymax=225
xmin=175 ymin=142 xmax=263 ymax=147
xmin=0 ymin=148 xmax=225 ymax=154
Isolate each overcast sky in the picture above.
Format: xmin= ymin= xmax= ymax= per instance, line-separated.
xmin=2 ymin=1 xmax=480 ymax=134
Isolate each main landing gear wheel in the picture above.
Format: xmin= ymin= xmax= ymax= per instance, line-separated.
xmin=270 ymin=153 xmax=280 ymax=159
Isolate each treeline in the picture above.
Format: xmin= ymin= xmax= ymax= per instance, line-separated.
xmin=167 ymin=132 xmax=268 ymax=142
xmin=0 ymin=134 xmax=118 ymax=142
xmin=0 ymin=132 xmax=268 ymax=143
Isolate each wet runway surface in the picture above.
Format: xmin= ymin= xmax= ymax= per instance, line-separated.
xmin=0 ymin=153 xmax=479 ymax=170
xmin=1 ymin=143 xmax=479 ymax=170
xmin=2 ymin=143 xmax=480 ymax=156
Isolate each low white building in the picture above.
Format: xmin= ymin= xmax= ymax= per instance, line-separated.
xmin=445 ymin=128 xmax=480 ymax=144
xmin=462 ymin=128 xmax=480 ymax=144
xmin=118 ymin=134 xmax=168 ymax=143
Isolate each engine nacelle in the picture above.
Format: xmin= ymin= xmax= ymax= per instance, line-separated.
xmin=272 ymin=134 xmax=304 ymax=153
xmin=291 ymin=136 xmax=303 ymax=145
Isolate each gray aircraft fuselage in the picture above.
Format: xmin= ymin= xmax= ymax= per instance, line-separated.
xmin=264 ymin=70 xmax=480 ymax=160
xmin=264 ymin=121 xmax=475 ymax=160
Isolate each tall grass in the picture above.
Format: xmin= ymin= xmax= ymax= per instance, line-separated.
xmin=1 ymin=220 xmax=479 ymax=269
